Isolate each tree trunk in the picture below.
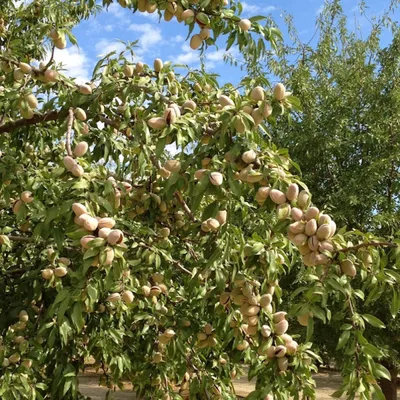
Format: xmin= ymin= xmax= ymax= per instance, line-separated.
xmin=380 ymin=366 xmax=398 ymax=400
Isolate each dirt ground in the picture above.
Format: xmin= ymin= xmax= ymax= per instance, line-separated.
xmin=79 ymin=370 xmax=400 ymax=399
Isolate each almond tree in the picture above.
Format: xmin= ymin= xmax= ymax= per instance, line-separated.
xmin=0 ymin=1 xmax=398 ymax=399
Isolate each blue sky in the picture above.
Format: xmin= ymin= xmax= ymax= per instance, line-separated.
xmin=52 ymin=0 xmax=399 ymax=85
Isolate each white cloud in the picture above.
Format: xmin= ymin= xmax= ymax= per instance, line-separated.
xmin=106 ymin=3 xmax=125 ymax=18
xmin=241 ymin=2 xmax=276 ymax=15
xmin=49 ymin=47 xmax=91 ymax=84
xmin=105 ymin=24 xmax=113 ymax=32
xmin=128 ymin=23 xmax=162 ymax=52
xmin=95 ymin=39 xmax=126 ymax=57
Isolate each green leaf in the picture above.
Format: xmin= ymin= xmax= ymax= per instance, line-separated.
xmin=362 ymin=314 xmax=386 ymax=329
xmin=336 ymin=330 xmax=350 ymax=350
xmin=374 ymin=364 xmax=392 ymax=381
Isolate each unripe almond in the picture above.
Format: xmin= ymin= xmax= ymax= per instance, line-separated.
xmin=21 ymin=191 xmax=34 ymax=203
xmin=159 ymin=227 xmax=170 ymax=238
xmin=219 ymin=292 xmax=230 ymax=305
xmin=54 ymin=266 xmax=68 ymax=277
xmin=236 ymin=340 xmax=249 ymax=351
xmin=74 ymin=108 xmax=87 ymax=121
xmin=79 ymin=84 xmax=92 ymax=95
xmin=269 ymin=189 xmax=287 ymax=205
xmin=19 ymin=310 xmax=29 ymax=322
xmin=274 ymin=319 xmax=289 ymax=335
xmin=194 ymin=169 xmax=207 ymax=180
xmin=286 ymin=340 xmax=298 ymax=355
xmin=190 ymin=34 xmax=203 ymax=50
xmin=274 ymin=83 xmax=286 ymax=101
xmin=9 ymin=353 xmax=21 ymax=364
xmin=235 ymin=116 xmax=246 ymax=133
xmin=135 ymin=62 xmax=144 ymax=73
xmin=207 ymin=218 xmax=220 ymax=231
xmin=21 ymin=359 xmax=32 ymax=368
xmin=98 ymin=218 xmax=115 ymax=229
xmin=2 ymin=358 xmax=10 ymax=367
xmin=209 ymin=172 xmax=223 ymax=186
xmin=289 ymin=221 xmax=305 ymax=234
xmin=199 ymin=27 xmax=211 ymax=40
xmin=250 ymin=86 xmax=264 ymax=101
xmin=286 ymin=183 xmax=299 ymax=201
xmin=320 ymin=240 xmax=334 ymax=253
xmin=275 ymin=345 xmax=287 ymax=358
xmin=122 ymin=290 xmax=134 ymax=304
xmin=63 ymin=156 xmax=77 ymax=171
xmin=219 ymin=95 xmax=234 ymax=107
xmin=53 ymin=36 xmax=67 ymax=49
xmin=259 ymin=294 xmax=272 ymax=309
xmin=150 ymin=286 xmax=162 ymax=296
xmin=261 ymin=325 xmax=272 ymax=338
xmin=159 ymin=167 xmax=171 ymax=179
xmin=341 ymin=259 xmax=356 ymax=277
xmin=71 ymin=164 xmax=84 ymax=177
xmin=215 ymin=210 xmax=227 ymax=225
xmin=164 ymin=328 xmax=175 ymax=338
xmin=25 ymin=94 xmax=38 ymax=109
xmin=251 ymin=107 xmax=264 ymax=125
xmin=277 ymin=357 xmax=288 ymax=372
xmin=292 ymin=233 xmax=308 ymax=246
xmin=305 ymin=207 xmax=319 ymax=221
xmin=80 ymin=235 xmax=95 ymax=249
xmin=148 ymin=117 xmax=166 ymax=129
xmin=41 ymin=268 xmax=54 ymax=280
xmin=83 ymin=217 xmax=98 ymax=232
xmin=201 ymin=221 xmax=211 ymax=232
xmin=164 ymin=159 xmax=181 ymax=173
xmin=291 ymin=207 xmax=304 ymax=221
xmin=72 ymin=203 xmax=88 ymax=217
xmin=107 ymin=229 xmax=124 ymax=245
xmin=266 ymin=346 xmax=276 ymax=358
xmin=44 ymin=69 xmax=59 ymax=82
xmin=297 ymin=190 xmax=310 ymax=209
xmin=204 ymin=323 xmax=213 ymax=335
xmin=183 ymin=99 xmax=196 ymax=111
xmin=242 ymin=304 xmax=260 ymax=317
xmin=239 ymin=18 xmax=251 ymax=31
xmin=182 ymin=9 xmax=195 ymax=21
xmin=107 ymin=293 xmax=121 ymax=303
xmin=308 ymin=236 xmax=320 ymax=252
xmin=59 ymin=257 xmax=71 ymax=266
xmin=242 ymin=150 xmax=257 ymax=164
xmin=154 ymin=58 xmax=163 ymax=72
xmin=316 ymin=224 xmax=331 ymax=240
xmin=262 ymin=103 xmax=273 ymax=118
xmin=256 ymin=186 xmax=270 ymax=201
xmin=19 ymin=62 xmax=32 ymax=74
xmin=273 ymin=311 xmax=287 ymax=323
xmin=74 ymin=141 xmax=89 ymax=157
xmin=123 ymin=64 xmax=134 ymax=77
xmin=164 ymin=107 xmax=177 ymax=125
xmin=305 ymin=219 xmax=318 ymax=236
xmin=329 ymin=220 xmax=337 ymax=237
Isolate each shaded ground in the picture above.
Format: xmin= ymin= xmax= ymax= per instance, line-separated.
xmin=79 ymin=370 xmax=400 ymax=399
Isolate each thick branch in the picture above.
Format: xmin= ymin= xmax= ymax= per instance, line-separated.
xmin=174 ymin=191 xmax=197 ymax=222
xmin=66 ymin=108 xmax=74 ymax=156
xmin=0 ymin=109 xmax=64 ymax=134
xmin=339 ymin=241 xmax=397 ymax=253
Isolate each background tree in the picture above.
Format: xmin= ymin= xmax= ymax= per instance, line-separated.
xmin=267 ymin=1 xmax=400 ymax=398
xmin=0 ymin=1 xmax=399 ymax=400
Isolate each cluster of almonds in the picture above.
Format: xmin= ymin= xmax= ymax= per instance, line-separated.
xmin=106 ymin=289 xmax=134 ymax=305
xmin=201 ymin=209 xmax=227 ymax=233
xmin=197 ymin=323 xmax=217 ymax=348
xmin=1 ymin=310 xmax=32 ymax=369
xmin=148 ymin=97 xmax=197 ymax=130
xmin=12 ymin=190 xmax=34 ymax=214
xmin=41 ymin=255 xmax=70 ymax=280
xmin=63 ymin=138 xmax=89 ymax=178
xmin=71 ymin=202 xmax=124 ymax=267
xmin=141 ymin=272 xmax=169 ymax=305
xmin=48 ymin=28 xmax=67 ymax=49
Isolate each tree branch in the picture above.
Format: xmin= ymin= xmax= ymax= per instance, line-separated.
xmin=174 ymin=191 xmax=197 ymax=222
xmin=8 ymin=235 xmax=33 ymax=242
xmin=66 ymin=108 xmax=74 ymax=156
xmin=0 ymin=109 xmax=64 ymax=134
xmin=338 ymin=241 xmax=398 ymax=253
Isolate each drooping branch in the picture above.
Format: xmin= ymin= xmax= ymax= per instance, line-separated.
xmin=338 ymin=241 xmax=398 ymax=253
xmin=7 ymin=235 xmax=33 ymax=242
xmin=174 ymin=191 xmax=197 ymax=222
xmin=66 ymin=108 xmax=74 ymax=156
